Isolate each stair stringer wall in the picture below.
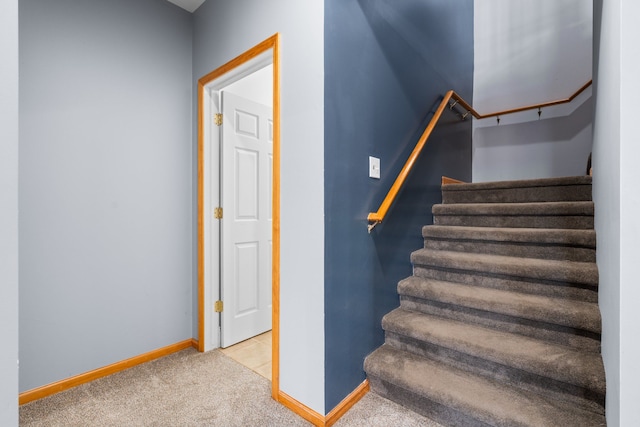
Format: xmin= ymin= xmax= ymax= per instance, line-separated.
xmin=323 ymin=0 xmax=474 ymax=412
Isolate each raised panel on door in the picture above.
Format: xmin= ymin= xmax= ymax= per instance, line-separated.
xmin=235 ymin=148 xmax=259 ymax=220
xmin=234 ymin=242 xmax=259 ymax=316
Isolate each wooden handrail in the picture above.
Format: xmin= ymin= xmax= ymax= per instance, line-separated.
xmin=451 ymin=80 xmax=592 ymax=119
xmin=367 ymin=91 xmax=455 ymax=232
xmin=367 ymin=80 xmax=592 ymax=232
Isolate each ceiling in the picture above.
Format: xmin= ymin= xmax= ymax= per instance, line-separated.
xmin=165 ymin=0 xmax=206 ymax=13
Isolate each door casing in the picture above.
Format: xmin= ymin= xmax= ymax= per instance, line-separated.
xmin=197 ymin=34 xmax=280 ymax=398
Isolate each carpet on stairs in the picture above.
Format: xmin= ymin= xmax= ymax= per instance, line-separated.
xmin=364 ymin=176 xmax=606 ymax=427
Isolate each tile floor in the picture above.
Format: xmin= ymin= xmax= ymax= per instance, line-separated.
xmin=219 ymin=330 xmax=272 ymax=381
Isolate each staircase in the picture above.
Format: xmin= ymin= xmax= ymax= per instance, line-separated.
xmin=364 ymin=176 xmax=606 ymax=427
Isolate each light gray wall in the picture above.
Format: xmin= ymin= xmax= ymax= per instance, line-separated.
xmin=194 ymin=0 xmax=325 ymax=414
xmin=473 ymin=0 xmax=593 ymax=182
xmin=473 ymin=97 xmax=593 ymax=182
xmin=593 ymin=1 xmax=620 ymax=425
xmin=618 ymin=1 xmax=640 ymax=423
xmin=19 ymin=0 xmax=193 ymax=392
xmin=592 ymin=2 xmax=619 ymax=424
xmin=594 ymin=0 xmax=640 ymax=425
xmin=474 ymin=0 xmax=592 ymax=112
xmin=0 ymin=0 xmax=19 ymax=424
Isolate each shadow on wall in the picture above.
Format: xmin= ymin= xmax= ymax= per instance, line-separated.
xmin=473 ymin=96 xmax=593 ymax=182
xmin=357 ymin=0 xmax=471 ymax=115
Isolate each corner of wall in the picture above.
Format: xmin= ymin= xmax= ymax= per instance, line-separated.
xmin=0 ymin=0 xmax=20 ymax=424
xmin=592 ymin=0 xmax=622 ymax=425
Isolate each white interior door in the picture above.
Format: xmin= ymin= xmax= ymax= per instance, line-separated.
xmin=220 ymin=91 xmax=272 ymax=348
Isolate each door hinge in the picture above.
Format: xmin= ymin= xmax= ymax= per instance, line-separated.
xmin=214 ymin=300 xmax=223 ymax=313
xmin=214 ymin=207 xmax=223 ymax=219
xmin=214 ymin=113 xmax=223 ymax=126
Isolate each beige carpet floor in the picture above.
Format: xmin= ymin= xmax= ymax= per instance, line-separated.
xmin=20 ymin=348 xmax=443 ymax=427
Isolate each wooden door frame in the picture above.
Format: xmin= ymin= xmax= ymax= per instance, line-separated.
xmin=197 ymin=33 xmax=280 ymax=399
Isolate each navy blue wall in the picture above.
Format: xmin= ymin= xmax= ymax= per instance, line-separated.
xmin=324 ymin=0 xmax=474 ymax=411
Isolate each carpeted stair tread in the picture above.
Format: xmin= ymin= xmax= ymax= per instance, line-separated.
xmin=422 ymin=225 xmax=596 ymax=262
xmin=365 ymin=344 xmax=606 ymax=427
xmin=422 ymin=225 xmax=595 ymax=247
xmin=382 ymin=308 xmax=605 ymax=396
xmin=432 ymin=202 xmax=594 ymax=229
xmin=398 ymin=276 xmax=601 ymax=335
xmin=444 ymin=175 xmax=592 ymax=191
xmin=411 ymin=249 xmax=598 ymax=287
xmin=433 ymin=201 xmax=594 ymax=216
xmin=442 ymin=176 xmax=593 ymax=204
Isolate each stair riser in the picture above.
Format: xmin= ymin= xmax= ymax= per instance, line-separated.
xmin=442 ymin=185 xmax=593 ymax=204
xmin=385 ymin=332 xmax=605 ymax=414
xmin=413 ymin=266 xmax=599 ymax=303
xmin=434 ymin=215 xmax=594 ymax=229
xmin=367 ymin=376 xmax=491 ymax=427
xmin=399 ymin=296 xmax=601 ymax=352
xmin=424 ymin=238 xmax=596 ymax=262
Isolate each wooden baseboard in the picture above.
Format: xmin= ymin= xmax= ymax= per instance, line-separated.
xmin=325 ymin=380 xmax=370 ymax=426
xmin=277 ymin=390 xmax=325 ymax=426
xmin=277 ymin=380 xmax=370 ymax=427
xmin=19 ymin=339 xmax=195 ymax=405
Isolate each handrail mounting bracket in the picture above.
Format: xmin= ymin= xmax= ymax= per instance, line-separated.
xmin=367 ymin=221 xmax=380 ymax=233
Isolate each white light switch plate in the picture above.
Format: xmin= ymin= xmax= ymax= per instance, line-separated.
xmin=369 ymin=156 xmax=380 ymax=179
